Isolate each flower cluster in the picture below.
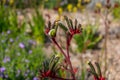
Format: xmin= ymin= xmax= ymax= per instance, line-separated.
xmin=0 ymin=67 xmax=7 ymax=79
xmin=64 ymin=16 xmax=82 ymax=36
xmin=0 ymin=30 xmax=44 ymax=80
xmin=64 ymin=16 xmax=82 ymax=46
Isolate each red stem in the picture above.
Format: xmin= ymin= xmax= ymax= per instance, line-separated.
xmin=52 ymin=38 xmax=68 ymax=61
xmin=41 ymin=75 xmax=72 ymax=80
xmin=66 ymin=36 xmax=76 ymax=80
xmin=52 ymin=76 xmax=73 ymax=80
xmin=52 ymin=38 xmax=75 ymax=80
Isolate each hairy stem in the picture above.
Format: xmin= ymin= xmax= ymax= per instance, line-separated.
xmin=52 ymin=38 xmax=68 ymax=59
xmin=66 ymin=36 xmax=76 ymax=80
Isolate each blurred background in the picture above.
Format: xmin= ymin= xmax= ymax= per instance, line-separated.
xmin=0 ymin=0 xmax=120 ymax=80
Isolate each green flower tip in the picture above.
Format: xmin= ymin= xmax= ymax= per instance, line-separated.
xmin=48 ymin=29 xmax=56 ymax=38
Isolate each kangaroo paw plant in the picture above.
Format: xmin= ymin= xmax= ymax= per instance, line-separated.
xmin=39 ymin=16 xmax=82 ymax=80
xmin=88 ymin=61 xmax=105 ymax=80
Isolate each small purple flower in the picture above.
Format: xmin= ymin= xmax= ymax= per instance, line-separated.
xmin=19 ymin=43 xmax=25 ymax=49
xmin=17 ymin=70 xmax=21 ymax=74
xmin=3 ymin=57 xmax=10 ymax=63
xmin=28 ymin=40 xmax=36 ymax=45
xmin=7 ymin=30 xmax=11 ymax=34
xmin=24 ymin=72 xmax=28 ymax=77
xmin=0 ymin=67 xmax=6 ymax=72
xmin=28 ymin=50 xmax=32 ymax=54
xmin=9 ymin=38 xmax=14 ymax=43
xmin=5 ymin=75 xmax=8 ymax=78
xmin=16 ymin=70 xmax=21 ymax=77
xmin=25 ymin=59 xmax=29 ymax=63
xmin=30 ymin=72 xmax=34 ymax=76
xmin=33 ymin=77 xmax=39 ymax=80
xmin=1 ymin=32 xmax=4 ymax=35
xmin=26 ymin=69 xmax=30 ymax=73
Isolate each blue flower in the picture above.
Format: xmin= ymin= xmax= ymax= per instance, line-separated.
xmin=33 ymin=77 xmax=39 ymax=80
xmin=7 ymin=30 xmax=11 ymax=34
xmin=3 ymin=57 xmax=10 ymax=63
xmin=0 ymin=67 xmax=6 ymax=73
xmin=28 ymin=50 xmax=32 ymax=54
xmin=19 ymin=42 xmax=25 ymax=49
xmin=9 ymin=38 xmax=14 ymax=43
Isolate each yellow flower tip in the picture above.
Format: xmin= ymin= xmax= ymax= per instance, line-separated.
xmin=55 ymin=20 xmax=59 ymax=26
xmin=58 ymin=7 xmax=63 ymax=15
xmin=61 ymin=16 xmax=64 ymax=20
xmin=73 ymin=7 xmax=78 ymax=12
xmin=56 ymin=15 xmax=60 ymax=21
xmin=55 ymin=53 xmax=61 ymax=58
xmin=67 ymin=4 xmax=73 ymax=12
xmin=95 ymin=2 xmax=102 ymax=8
xmin=86 ymin=61 xmax=90 ymax=64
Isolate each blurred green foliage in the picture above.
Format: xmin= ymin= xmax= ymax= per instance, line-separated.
xmin=112 ymin=6 xmax=120 ymax=20
xmin=44 ymin=0 xmax=59 ymax=9
xmin=28 ymin=9 xmax=45 ymax=44
xmin=0 ymin=0 xmax=60 ymax=9
xmin=74 ymin=25 xmax=102 ymax=53
xmin=0 ymin=5 xmax=17 ymax=33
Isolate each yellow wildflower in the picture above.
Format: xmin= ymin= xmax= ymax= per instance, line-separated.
xmin=77 ymin=3 xmax=85 ymax=11
xmin=78 ymin=0 xmax=81 ymax=3
xmin=77 ymin=3 xmax=81 ymax=8
xmin=87 ymin=28 xmax=91 ymax=34
xmin=84 ymin=0 xmax=91 ymax=3
xmin=3 ymin=0 xmax=6 ymax=4
xmin=95 ymin=2 xmax=102 ymax=9
xmin=73 ymin=6 xmax=77 ymax=12
xmin=9 ymin=0 xmax=14 ymax=5
xmin=36 ymin=37 xmax=43 ymax=44
xmin=58 ymin=7 xmax=63 ymax=15
xmin=67 ymin=4 xmax=73 ymax=12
